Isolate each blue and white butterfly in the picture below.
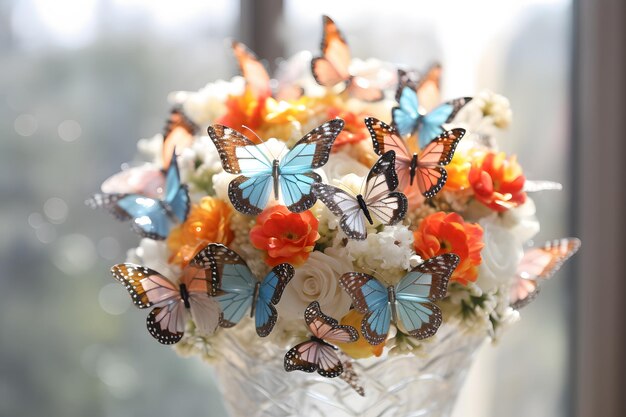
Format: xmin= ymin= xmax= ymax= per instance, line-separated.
xmin=312 ymin=151 xmax=408 ymax=240
xmin=194 ymin=244 xmax=294 ymax=337
xmin=207 ymin=119 xmax=344 ymax=215
xmin=87 ymin=151 xmax=189 ymax=240
xmin=339 ymin=253 xmax=459 ymax=345
xmin=392 ymin=78 xmax=471 ymax=149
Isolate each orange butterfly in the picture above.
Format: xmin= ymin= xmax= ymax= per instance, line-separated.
xmin=232 ymin=41 xmax=303 ymax=101
xmin=311 ymin=15 xmax=384 ymax=102
xmin=366 ymin=117 xmax=465 ymax=199
xmin=162 ymin=106 xmax=198 ymax=170
xmin=397 ymin=64 xmax=442 ymax=115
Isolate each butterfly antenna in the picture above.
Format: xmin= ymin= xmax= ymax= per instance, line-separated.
xmin=241 ymin=125 xmax=277 ymax=160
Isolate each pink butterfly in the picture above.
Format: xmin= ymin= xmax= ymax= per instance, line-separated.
xmin=366 ymin=117 xmax=465 ymax=199
xmin=510 ymin=238 xmax=581 ymax=309
xmin=284 ymin=301 xmax=358 ymax=378
xmin=110 ymin=249 xmax=220 ymax=344
xmin=311 ymin=15 xmax=384 ymax=102
xmin=100 ymin=163 xmax=165 ymax=199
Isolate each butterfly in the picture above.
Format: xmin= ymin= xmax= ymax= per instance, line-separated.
xmin=366 ymin=117 xmax=465 ymax=198
xmin=392 ymin=72 xmax=471 ymax=148
xmin=194 ymin=243 xmax=294 ymax=337
xmin=311 ymin=15 xmax=384 ymax=102
xmin=339 ymin=253 xmax=459 ymax=345
xmin=87 ymin=150 xmax=190 ymax=240
xmin=284 ymin=301 xmax=359 ymax=378
xmin=110 ymin=249 xmax=221 ymax=345
xmin=510 ymin=238 xmax=581 ymax=310
xmin=207 ymin=119 xmax=344 ymax=215
xmin=162 ymin=106 xmax=199 ymax=170
xmin=232 ymin=41 xmax=303 ymax=101
xmin=100 ymin=163 xmax=165 ymax=199
xmin=397 ymin=64 xmax=442 ymax=116
xmin=313 ymin=151 xmax=408 ymax=240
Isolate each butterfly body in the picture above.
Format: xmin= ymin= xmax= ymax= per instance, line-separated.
xmin=313 ymin=151 xmax=408 ymax=240
xmin=272 ymin=159 xmax=280 ymax=200
xmin=355 ymin=194 xmax=374 ymax=225
xmin=208 ymin=119 xmax=344 ymax=215
xmin=194 ymin=244 xmax=294 ymax=337
xmin=340 ymin=254 xmax=459 ymax=345
xmin=178 ymin=283 xmax=191 ymax=309
xmin=409 ymin=153 xmax=419 ymax=185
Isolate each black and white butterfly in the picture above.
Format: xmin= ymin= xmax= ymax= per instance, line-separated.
xmin=312 ymin=151 xmax=408 ymax=240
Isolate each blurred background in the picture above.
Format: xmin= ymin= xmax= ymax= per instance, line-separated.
xmin=0 ymin=0 xmax=623 ymax=416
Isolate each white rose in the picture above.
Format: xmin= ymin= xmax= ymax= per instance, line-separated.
xmin=321 ymin=151 xmax=370 ymax=184
xmin=280 ymin=250 xmax=353 ymax=321
xmin=476 ymin=216 xmax=524 ymax=292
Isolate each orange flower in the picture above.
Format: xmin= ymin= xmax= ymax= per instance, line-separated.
xmin=249 ymin=205 xmax=319 ymax=267
xmin=327 ymin=107 xmax=368 ymax=149
xmin=443 ymin=149 xmax=472 ymax=191
xmin=413 ymin=212 xmax=484 ymax=286
xmin=216 ymin=88 xmax=266 ymax=142
xmin=167 ymin=197 xmax=234 ymax=266
xmin=468 ymin=151 xmax=526 ymax=211
xmin=336 ymin=309 xmax=385 ymax=359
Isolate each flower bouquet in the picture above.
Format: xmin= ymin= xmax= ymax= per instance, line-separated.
xmin=88 ymin=15 xmax=580 ymax=417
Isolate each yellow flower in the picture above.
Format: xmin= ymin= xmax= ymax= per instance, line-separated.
xmin=336 ymin=310 xmax=385 ymax=359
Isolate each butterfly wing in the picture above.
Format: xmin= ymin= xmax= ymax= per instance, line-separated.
xmin=284 ymin=340 xmax=321 ymax=374
xmin=199 ymin=244 xmax=257 ymax=327
xmin=190 ymin=243 xmax=244 ymax=292
xmin=392 ymin=86 xmax=420 ymax=137
xmin=255 ymin=263 xmax=295 ymax=337
xmin=511 ymin=238 xmax=581 ymax=309
xmin=278 ymin=119 xmax=344 ymax=212
xmin=187 ymin=292 xmax=221 ymax=336
xmin=232 ymin=41 xmax=271 ymax=100
xmin=304 ymin=301 xmax=358 ymax=345
xmin=111 ymin=263 xmax=186 ymax=345
xmin=312 ymin=15 xmax=351 ymax=87
xmin=394 ymin=254 xmax=458 ymax=340
xmin=111 ymin=263 xmax=180 ymax=308
xmin=88 ymin=193 xmax=173 ymax=240
xmin=415 ymin=63 xmax=442 ymax=113
xmin=363 ymin=151 xmax=408 ymax=227
xmin=100 ymin=164 xmax=165 ymax=199
xmin=339 ymin=272 xmax=391 ymax=345
xmin=366 ymin=117 xmax=413 ymax=191
xmin=146 ymin=302 xmax=186 ymax=345
xmin=208 ymin=125 xmax=274 ymax=215
xmin=414 ymin=128 xmax=465 ymax=198
xmin=312 ymin=183 xmax=366 ymax=240
xmin=418 ymin=98 xmax=472 ymax=148
xmin=163 ymin=154 xmax=190 ymax=222
xmin=162 ymin=107 xmax=198 ymax=170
